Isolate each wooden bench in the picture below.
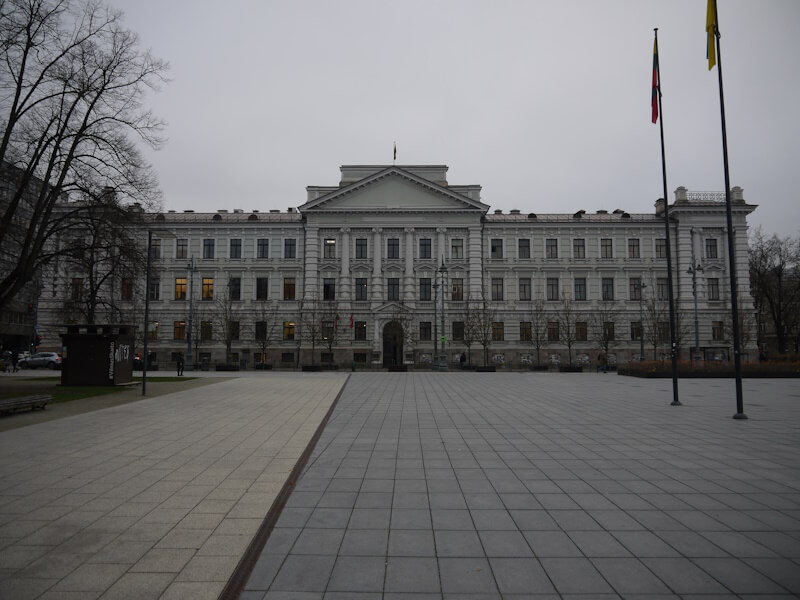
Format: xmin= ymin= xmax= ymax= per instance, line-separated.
xmin=0 ymin=394 xmax=52 ymax=415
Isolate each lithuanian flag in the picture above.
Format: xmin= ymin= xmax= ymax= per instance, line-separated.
xmin=707 ymin=0 xmax=717 ymax=70
xmin=652 ymin=37 xmax=659 ymax=124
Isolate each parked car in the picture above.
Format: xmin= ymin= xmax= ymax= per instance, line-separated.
xmin=19 ymin=352 xmax=62 ymax=369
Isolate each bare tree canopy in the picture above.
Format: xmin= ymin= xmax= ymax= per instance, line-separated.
xmin=0 ymin=0 xmax=168 ymax=309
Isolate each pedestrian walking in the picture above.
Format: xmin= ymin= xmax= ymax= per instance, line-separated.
xmin=11 ymin=349 xmax=19 ymax=373
xmin=176 ymin=351 xmax=184 ymax=376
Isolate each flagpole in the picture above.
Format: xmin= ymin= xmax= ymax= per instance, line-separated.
xmin=654 ymin=28 xmax=681 ymax=407
xmin=712 ymin=3 xmax=746 ymax=419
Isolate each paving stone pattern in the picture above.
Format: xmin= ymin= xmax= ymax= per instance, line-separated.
xmin=243 ymin=372 xmax=800 ymax=599
xmin=0 ymin=373 xmax=347 ymax=600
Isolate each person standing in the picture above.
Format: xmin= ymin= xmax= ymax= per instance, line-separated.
xmin=11 ymin=349 xmax=19 ymax=373
xmin=176 ymin=351 xmax=184 ymax=376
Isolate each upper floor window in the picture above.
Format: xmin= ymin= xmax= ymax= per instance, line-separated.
xmin=603 ymin=322 xmax=615 ymax=341
xmin=419 ymin=321 xmax=432 ymax=341
xmin=150 ymin=238 xmax=161 ymax=260
xmin=121 ymin=277 xmax=134 ymax=301
xmin=228 ymin=277 xmax=241 ymax=301
xmin=492 ymin=321 xmax=504 ymax=341
xmin=355 ymin=238 xmax=368 ymax=259
xmin=629 ymin=277 xmax=643 ymax=301
xmin=574 ymin=277 xmax=587 ymax=301
xmin=519 ymin=321 xmax=532 ymax=342
xmin=419 ymin=278 xmax=432 ymax=301
xmin=452 ymin=321 xmax=465 ymax=341
xmin=546 ymin=238 xmax=558 ymax=259
xmin=387 ymin=238 xmax=400 ymax=259
xmin=203 ymin=239 xmax=215 ymax=259
xmin=712 ymin=320 xmax=724 ymax=340
xmin=451 ymin=278 xmax=464 ymax=301
xmin=202 ymin=277 xmax=214 ymax=300
xmin=576 ymin=321 xmax=588 ymax=341
xmin=601 ymin=277 xmax=614 ymax=301
xmin=355 ymin=278 xmax=368 ymax=301
xmin=518 ymin=239 xmax=530 ymax=259
xmin=491 ymin=239 xmax=503 ymax=259
xmin=547 ymin=321 xmax=560 ymax=341
xmin=257 ymin=239 xmax=269 ymax=259
xmin=256 ymin=277 xmax=269 ymax=300
xmin=354 ymin=321 xmax=367 ymax=340
xmin=323 ymin=278 xmax=336 ymax=301
xmin=628 ymin=239 xmax=640 ymax=259
xmin=149 ymin=280 xmax=160 ymax=301
xmin=655 ymin=238 xmax=667 ymax=259
xmin=173 ymin=321 xmax=186 ymax=340
xmin=491 ymin=278 xmax=504 ymax=301
xmin=284 ymin=239 xmax=296 ymax=259
xmin=229 ymin=239 xmax=242 ymax=259
xmin=419 ymin=238 xmax=432 ymax=259
xmin=283 ymin=277 xmax=295 ymax=301
xmin=324 ymin=238 xmax=336 ymax=259
xmin=387 ymin=278 xmax=400 ymax=301
xmin=546 ymin=277 xmax=559 ymax=301
xmin=706 ymin=238 xmax=718 ymax=259
xmin=175 ymin=278 xmax=186 ymax=300
xmin=707 ymin=277 xmax=720 ymax=301
xmin=519 ymin=277 xmax=531 ymax=301
xmin=176 ymin=238 xmax=188 ymax=259
xmin=600 ymin=238 xmax=613 ymax=259
xmin=657 ymin=277 xmax=669 ymax=300
xmin=451 ymin=239 xmax=464 ymax=259
xmin=283 ymin=321 xmax=295 ymax=341
xmin=573 ymin=238 xmax=585 ymax=259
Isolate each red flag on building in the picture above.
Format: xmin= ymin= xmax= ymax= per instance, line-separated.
xmin=350 ymin=314 xmax=354 ymax=328
xmin=651 ymin=37 xmax=659 ymax=124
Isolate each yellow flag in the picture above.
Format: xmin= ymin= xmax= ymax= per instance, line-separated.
xmin=707 ymin=0 xmax=716 ymax=70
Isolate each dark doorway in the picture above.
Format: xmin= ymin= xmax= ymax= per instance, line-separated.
xmin=382 ymin=321 xmax=403 ymax=368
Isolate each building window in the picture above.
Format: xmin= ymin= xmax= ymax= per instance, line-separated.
xmin=283 ymin=321 xmax=295 ymax=341
xmin=574 ymin=278 xmax=587 ymax=301
xmin=173 ymin=320 xmax=186 ymax=340
xmin=323 ymin=278 xmax=336 ymax=301
xmin=520 ymin=321 xmax=532 ymax=342
xmin=491 ymin=278 xmax=504 ymax=301
xmin=202 ymin=278 xmax=214 ymax=301
xmin=655 ymin=238 xmax=667 ymax=258
xmin=573 ymin=238 xmax=585 ymax=259
xmin=492 ymin=322 xmax=504 ymax=341
xmin=546 ymin=238 xmax=558 ymax=259
xmin=419 ymin=278 xmax=432 ymax=301
xmin=628 ymin=239 xmax=640 ymax=259
xmin=546 ymin=277 xmax=559 ymax=301
xmin=491 ymin=239 xmax=503 ymax=259
xmin=256 ymin=277 xmax=269 ymax=300
xmin=255 ymin=321 xmax=268 ymax=341
xmin=451 ymin=239 xmax=464 ymax=259
xmin=175 ymin=278 xmax=187 ymax=300
xmin=354 ymin=352 xmax=367 ymax=364
xmin=321 ymin=320 xmax=334 ymax=340
xmin=712 ymin=320 xmax=724 ymax=340
xmin=284 ymin=239 xmax=296 ymax=259
xmin=603 ymin=322 xmax=615 ymax=341
xmin=518 ymin=239 xmax=530 ymax=259
xmin=631 ymin=321 xmax=643 ymax=341
xmin=708 ymin=278 xmax=720 ymax=301
xmin=354 ymin=321 xmax=367 ymax=340
xmin=387 ymin=278 xmax=400 ymax=301
xmin=71 ymin=278 xmax=84 ymax=301
xmin=228 ymin=277 xmax=241 ymax=301
xmin=147 ymin=323 xmax=158 ymax=340
xmin=601 ymin=238 xmax=613 ymax=259
xmin=658 ymin=321 xmax=670 ymax=342
xmin=630 ymin=277 xmax=643 ymax=301
xmin=176 ymin=238 xmax=188 ymax=259
xmin=200 ymin=321 xmax=213 ymax=341
xmin=706 ymin=238 xmax=718 ymax=259
xmin=547 ymin=321 xmax=559 ymax=341
xmin=121 ymin=277 xmax=134 ymax=301
xmin=230 ymin=321 xmax=240 ymax=341
xmin=150 ymin=238 xmax=162 ymax=260
xmin=451 ymin=278 xmax=463 ymax=301
xmin=281 ymin=351 xmax=295 ymax=363
xmin=354 ymin=278 xmax=368 ymax=301
xmin=419 ymin=321 xmax=432 ymax=341
xmin=657 ymin=277 xmax=669 ymax=300
xmin=387 ymin=238 xmax=400 ymax=259
xmin=453 ymin=321 xmax=465 ymax=340
xmin=283 ymin=277 xmax=295 ymax=301
xmin=419 ymin=238 xmax=432 ymax=259
xmin=602 ymin=277 xmax=614 ymax=301
xmin=324 ymin=238 xmax=336 ymax=259
xmin=230 ymin=239 xmax=242 ymax=259
xmin=355 ymin=238 xmax=368 ymax=259
xmin=257 ymin=238 xmax=269 ymax=259
xmin=149 ymin=280 xmax=160 ymax=301
xmin=519 ymin=278 xmax=531 ymax=301
xmin=203 ymin=239 xmax=215 ymax=259
xmin=576 ymin=321 xmax=588 ymax=341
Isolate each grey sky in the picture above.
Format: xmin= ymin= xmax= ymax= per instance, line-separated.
xmin=115 ymin=0 xmax=799 ymax=237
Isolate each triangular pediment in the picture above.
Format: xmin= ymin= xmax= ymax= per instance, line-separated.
xmin=300 ymin=167 xmax=488 ymax=213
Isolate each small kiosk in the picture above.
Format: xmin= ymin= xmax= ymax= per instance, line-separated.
xmin=60 ymin=324 xmax=134 ymax=386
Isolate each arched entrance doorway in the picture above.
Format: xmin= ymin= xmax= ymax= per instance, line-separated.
xmin=382 ymin=321 xmax=403 ymax=368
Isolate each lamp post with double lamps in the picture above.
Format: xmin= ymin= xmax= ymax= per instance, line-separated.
xmin=439 ymin=259 xmax=448 ymax=370
xmin=432 ymin=276 xmax=439 ymax=371
xmin=637 ymin=281 xmax=647 ymax=361
xmin=186 ymin=256 xmax=196 ymax=370
xmin=687 ymin=258 xmax=704 ymax=363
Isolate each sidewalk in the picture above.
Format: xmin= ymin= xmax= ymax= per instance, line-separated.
xmin=242 ymin=372 xmax=800 ymax=598
xmin=0 ymin=373 xmax=348 ymax=599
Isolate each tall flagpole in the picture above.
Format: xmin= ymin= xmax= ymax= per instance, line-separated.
xmin=654 ymin=29 xmax=681 ymax=407
xmin=711 ymin=2 xmax=746 ymax=419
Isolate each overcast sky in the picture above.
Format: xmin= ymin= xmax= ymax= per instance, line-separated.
xmin=115 ymin=0 xmax=799 ymax=237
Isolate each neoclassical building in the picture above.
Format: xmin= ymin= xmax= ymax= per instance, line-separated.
xmin=37 ymin=164 xmax=757 ymax=369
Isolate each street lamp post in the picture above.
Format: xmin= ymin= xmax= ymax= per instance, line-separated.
xmin=687 ymin=257 xmax=704 ymax=363
xmin=637 ymin=281 xmax=647 ymax=361
xmin=439 ymin=259 xmax=448 ymax=370
xmin=142 ymin=230 xmax=153 ymax=396
xmin=186 ymin=256 xmax=196 ymax=370
xmin=432 ymin=277 xmax=439 ymax=371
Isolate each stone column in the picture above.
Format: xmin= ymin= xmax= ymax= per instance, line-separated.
xmin=304 ymin=227 xmax=319 ymax=300
xmin=468 ymin=226 xmax=483 ymax=301
xmin=371 ymin=228 xmax=382 ymax=302
xmin=404 ymin=228 xmax=415 ymax=302
xmin=340 ymin=227 xmax=351 ymax=301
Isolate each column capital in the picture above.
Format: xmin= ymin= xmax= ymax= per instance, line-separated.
xmin=372 ymin=227 xmax=382 ymax=234
xmin=404 ymin=227 xmax=415 ymax=234
xmin=340 ymin=227 xmax=351 ymax=234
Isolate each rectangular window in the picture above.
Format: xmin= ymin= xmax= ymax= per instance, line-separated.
xmin=355 ymin=238 xmax=368 ymax=259
xmin=631 ymin=321 xmax=643 ymax=341
xmin=203 ymin=239 xmax=215 ymax=259
xmin=257 ymin=238 xmax=269 ymax=259
xmin=354 ymin=321 xmax=367 ymax=340
xmin=150 ymin=238 xmax=162 ymax=260
xmin=387 ymin=238 xmax=400 ymax=259
xmin=520 ymin=321 xmax=532 ymax=342
xmin=491 ymin=239 xmax=503 ymax=259
xmin=255 ymin=321 xmax=268 ymax=341
xmin=283 ymin=277 xmax=295 ymax=301
xmin=546 ymin=277 xmax=559 ymax=301
xmin=655 ymin=238 xmax=667 ymax=259
xmin=451 ymin=239 xmax=464 ymax=259
xmin=323 ymin=278 xmax=336 ymax=301
xmin=657 ymin=277 xmax=669 ymax=300
xmin=419 ymin=278 xmax=432 ymax=301
xmin=491 ymin=278 xmax=504 ymax=301
xmin=630 ymin=277 xmax=643 ymax=301
xmin=712 ymin=320 xmax=724 ymax=340
xmin=256 ymin=277 xmax=269 ymax=300
xmin=546 ymin=238 xmax=558 ymax=259
xmin=573 ymin=238 xmax=585 ymax=259
xmin=451 ymin=278 xmax=463 ymax=301
xmin=354 ymin=352 xmax=367 ymax=364
xmin=228 ymin=277 xmax=241 ymax=301
xmin=321 ymin=320 xmax=334 ymax=340
xmin=173 ymin=320 xmax=186 ymax=340
xmin=452 ymin=321 xmax=465 ymax=341
xmin=387 ymin=278 xmax=400 ymax=301
xmin=576 ymin=321 xmax=588 ymax=341
xmin=628 ymin=238 xmax=640 ymax=259
xmin=281 ymin=351 xmax=294 ymax=363
xmin=121 ymin=277 xmax=134 ymax=301
xmin=547 ymin=321 xmax=559 ymax=341
xmin=492 ymin=322 xmax=504 ymax=341
xmin=601 ymin=238 xmax=613 ymax=259
xmin=284 ymin=238 xmax=296 ymax=259
xmin=574 ymin=277 xmax=587 ymax=301
xmin=149 ymin=279 xmax=160 ymax=301
xmin=175 ymin=278 xmax=187 ymax=300
xmin=230 ymin=321 xmax=240 ymax=341
xmin=705 ymin=238 xmax=718 ymax=259
xmin=602 ymin=277 xmax=614 ymax=301
xmin=658 ymin=321 xmax=670 ymax=342
xmin=355 ymin=278 xmax=368 ymax=301
xmin=419 ymin=321 xmax=432 ymax=341
xmin=176 ymin=238 xmax=188 ymax=259
xmin=230 ymin=239 xmax=242 ymax=259
xmin=202 ymin=278 xmax=214 ymax=301
xmin=603 ymin=322 xmax=615 ymax=341
xmin=518 ymin=239 xmax=530 ymax=259
xmin=200 ymin=321 xmax=213 ymax=341
xmin=419 ymin=238 xmax=432 ymax=259
xmin=148 ymin=323 xmax=159 ymax=341
xmin=71 ymin=278 xmax=84 ymax=301
xmin=708 ymin=277 xmax=720 ymax=301
xmin=324 ymin=238 xmax=336 ymax=259
xmin=519 ymin=277 xmax=531 ymax=301
xmin=283 ymin=321 xmax=295 ymax=341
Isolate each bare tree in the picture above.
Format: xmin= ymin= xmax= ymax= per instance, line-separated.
xmin=527 ymin=296 xmax=547 ymax=367
xmin=460 ymin=298 xmax=479 ymax=367
xmin=320 ymin=301 xmax=340 ymax=368
xmin=254 ymin=302 xmax=280 ymax=366
xmin=0 ymin=0 xmax=168 ymax=310
xmin=590 ymin=301 xmax=620 ymax=370
xmin=643 ymin=297 xmax=668 ymax=361
xmin=214 ymin=281 xmax=240 ymax=365
xmin=557 ymin=293 xmax=578 ymax=366
xmin=300 ymin=298 xmax=324 ymax=367
xmin=472 ymin=296 xmax=497 ymax=367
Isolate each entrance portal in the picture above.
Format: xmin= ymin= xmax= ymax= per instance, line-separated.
xmin=382 ymin=321 xmax=403 ymax=368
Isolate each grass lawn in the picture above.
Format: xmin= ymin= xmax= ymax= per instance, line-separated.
xmin=2 ymin=376 xmax=197 ymax=403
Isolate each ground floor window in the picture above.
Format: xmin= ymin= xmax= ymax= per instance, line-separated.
xmin=354 ymin=352 xmax=368 ymax=364
xmin=281 ymin=352 xmax=294 ymax=363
